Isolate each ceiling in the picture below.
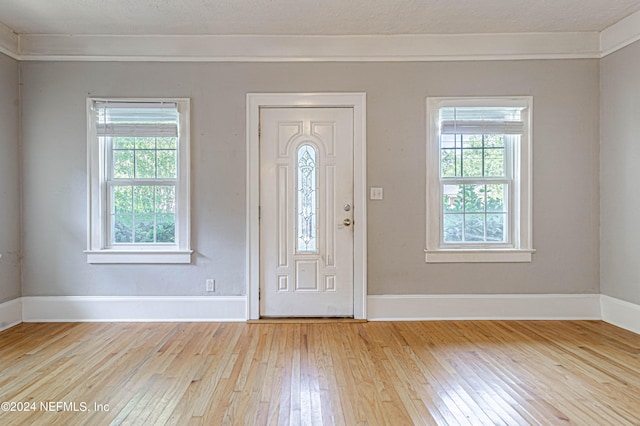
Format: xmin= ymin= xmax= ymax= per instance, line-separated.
xmin=1 ymin=0 xmax=640 ymax=36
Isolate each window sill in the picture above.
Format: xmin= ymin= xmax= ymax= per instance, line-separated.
xmin=424 ymin=248 xmax=534 ymax=263
xmin=85 ymin=250 xmax=192 ymax=264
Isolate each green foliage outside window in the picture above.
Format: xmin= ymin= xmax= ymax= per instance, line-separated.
xmin=441 ymin=134 xmax=510 ymax=243
xmin=111 ymin=136 xmax=177 ymax=244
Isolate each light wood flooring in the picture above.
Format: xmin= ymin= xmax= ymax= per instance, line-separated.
xmin=0 ymin=320 xmax=639 ymax=425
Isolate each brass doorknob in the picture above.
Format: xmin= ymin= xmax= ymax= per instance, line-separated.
xmin=343 ymin=218 xmax=352 ymax=226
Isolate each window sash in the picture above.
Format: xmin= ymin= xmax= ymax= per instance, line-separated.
xmin=105 ymin=135 xmax=180 ymax=247
xmin=106 ymin=140 xmax=178 ymax=183
xmin=439 ymin=181 xmax=512 ymax=247
xmin=437 ymin=126 xmax=516 ymax=248
xmin=107 ymin=182 xmax=177 ymax=246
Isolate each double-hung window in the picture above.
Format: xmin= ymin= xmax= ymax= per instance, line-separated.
xmin=86 ymin=98 xmax=191 ymax=263
xmin=426 ymin=97 xmax=533 ymax=263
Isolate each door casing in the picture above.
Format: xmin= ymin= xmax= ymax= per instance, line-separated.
xmin=246 ymin=93 xmax=367 ymax=320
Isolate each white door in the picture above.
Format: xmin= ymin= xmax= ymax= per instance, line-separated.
xmin=260 ymin=107 xmax=354 ymax=317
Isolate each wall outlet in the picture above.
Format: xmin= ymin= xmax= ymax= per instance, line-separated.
xmin=206 ymin=279 xmax=215 ymax=292
xmin=370 ymin=187 xmax=384 ymax=200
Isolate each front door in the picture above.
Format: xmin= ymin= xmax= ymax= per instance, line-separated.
xmin=260 ymin=107 xmax=354 ymax=317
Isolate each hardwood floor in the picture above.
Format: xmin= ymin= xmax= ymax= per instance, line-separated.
xmin=0 ymin=320 xmax=639 ymax=425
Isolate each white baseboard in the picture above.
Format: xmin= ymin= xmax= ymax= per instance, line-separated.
xmin=367 ymin=294 xmax=602 ymax=321
xmin=22 ymin=296 xmax=247 ymax=322
xmin=0 ymin=298 xmax=23 ymax=331
xmin=601 ymin=295 xmax=640 ymax=335
xmin=9 ymin=294 xmax=638 ymax=334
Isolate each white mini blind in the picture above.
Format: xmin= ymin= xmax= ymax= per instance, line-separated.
xmin=440 ymin=106 xmax=525 ymax=135
xmin=94 ymin=101 xmax=179 ymax=137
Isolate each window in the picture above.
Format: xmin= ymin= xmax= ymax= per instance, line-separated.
xmin=296 ymin=144 xmax=318 ymax=253
xmin=426 ymin=97 xmax=533 ymax=263
xmin=86 ymin=98 xmax=191 ymax=263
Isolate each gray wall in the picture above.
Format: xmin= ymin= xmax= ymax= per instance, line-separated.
xmin=20 ymin=60 xmax=600 ymax=297
xmin=0 ymin=53 xmax=21 ymax=303
xmin=601 ymin=40 xmax=640 ymax=305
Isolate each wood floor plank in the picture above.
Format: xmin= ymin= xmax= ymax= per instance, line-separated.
xmin=468 ymin=321 xmax=590 ymax=424
xmin=0 ymin=320 xmax=639 ymax=425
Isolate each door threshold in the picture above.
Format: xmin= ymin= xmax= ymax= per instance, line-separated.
xmin=248 ymin=318 xmax=367 ymax=324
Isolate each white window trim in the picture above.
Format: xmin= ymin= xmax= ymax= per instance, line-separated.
xmin=425 ymin=96 xmax=534 ymax=263
xmin=86 ymin=97 xmax=192 ymax=264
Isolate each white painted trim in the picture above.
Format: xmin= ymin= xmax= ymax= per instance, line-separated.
xmin=600 ymin=9 xmax=640 ymax=57
xmin=0 ymin=22 xmax=19 ymax=60
xmin=86 ymin=98 xmax=192 ymax=264
xmin=85 ymin=250 xmax=193 ymax=264
xmin=246 ymin=93 xmax=367 ymax=320
xmin=425 ymin=249 xmax=535 ymax=263
xmin=425 ymin=96 xmax=534 ymax=262
xmin=4 ymin=14 xmax=640 ymax=61
xmin=0 ymin=298 xmax=22 ymax=331
xmin=367 ymin=294 xmax=602 ymax=321
xmin=14 ymin=32 xmax=600 ymax=62
xmin=5 ymin=294 xmax=638 ymax=334
xmin=21 ymin=296 xmax=246 ymax=322
xmin=601 ymin=295 xmax=640 ymax=335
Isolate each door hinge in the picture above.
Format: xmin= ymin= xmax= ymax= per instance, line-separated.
xmin=258 ymin=206 xmax=261 ymax=221
xmin=258 ymin=289 xmax=261 ymax=300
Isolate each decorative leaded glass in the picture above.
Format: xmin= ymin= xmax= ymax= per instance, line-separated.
xmin=296 ymin=144 xmax=317 ymax=252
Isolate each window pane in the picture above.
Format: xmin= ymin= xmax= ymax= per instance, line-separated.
xmin=113 ymin=186 xmax=133 ymax=214
xmin=156 ymin=186 xmax=175 ymax=213
xmin=462 ymin=134 xmax=483 ymax=148
xmin=113 ymin=150 xmax=134 ymax=179
xmin=486 ymin=184 xmax=506 ymax=212
xmin=443 ymin=214 xmax=463 ymax=243
xmin=113 ymin=137 xmax=134 ymax=149
xmin=134 ymin=215 xmax=155 ymax=243
xmin=484 ymin=148 xmax=505 ymax=177
xmin=135 ymin=137 xmax=156 ymax=149
xmin=440 ymin=149 xmax=459 ymax=177
xmin=464 ymin=185 xmax=485 ymax=213
xmin=134 ymin=186 xmax=155 ymax=214
xmin=113 ymin=215 xmax=133 ymax=243
xmin=464 ymin=214 xmax=485 ymax=242
xmin=110 ymin=186 xmax=178 ymax=244
xmin=297 ymin=145 xmax=317 ymax=252
xmin=487 ymin=214 xmax=506 ymax=242
xmin=135 ymin=150 xmax=156 ymax=178
xmin=157 ymin=137 xmax=177 ymax=149
xmin=157 ymin=150 xmax=177 ymax=179
xmin=462 ymin=147 xmax=483 ymax=177
xmin=440 ymin=134 xmax=458 ymax=149
xmin=156 ymin=213 xmax=176 ymax=243
xmin=484 ymin=134 xmax=504 ymax=148
xmin=443 ymin=184 xmax=463 ymax=213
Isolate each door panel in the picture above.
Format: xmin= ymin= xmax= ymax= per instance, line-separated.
xmin=260 ymin=107 xmax=354 ymax=317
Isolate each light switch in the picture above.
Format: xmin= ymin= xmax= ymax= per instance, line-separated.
xmin=370 ymin=187 xmax=383 ymax=200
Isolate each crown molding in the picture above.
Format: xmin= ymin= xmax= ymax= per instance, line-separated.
xmin=16 ymin=32 xmax=601 ymax=62
xmin=2 ymin=14 xmax=638 ymax=62
xmin=600 ymin=8 xmax=640 ymax=57
xmin=0 ymin=21 xmax=19 ymax=59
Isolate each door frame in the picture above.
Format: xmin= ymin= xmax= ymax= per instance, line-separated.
xmin=246 ymin=93 xmax=367 ymax=320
